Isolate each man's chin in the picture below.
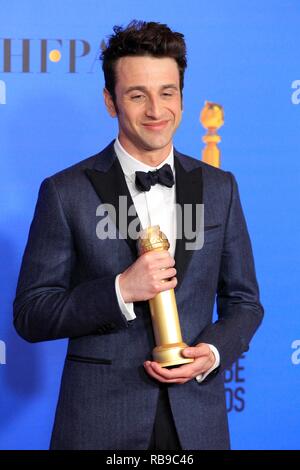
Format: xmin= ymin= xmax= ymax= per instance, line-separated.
xmin=139 ymin=136 xmax=173 ymax=152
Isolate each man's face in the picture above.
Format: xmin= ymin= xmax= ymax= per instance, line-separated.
xmin=104 ymin=56 xmax=182 ymax=161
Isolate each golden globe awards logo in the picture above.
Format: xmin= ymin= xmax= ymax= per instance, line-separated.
xmin=0 ymin=38 xmax=102 ymax=73
xmin=225 ymin=354 xmax=246 ymax=412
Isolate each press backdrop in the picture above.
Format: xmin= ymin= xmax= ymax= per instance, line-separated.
xmin=0 ymin=0 xmax=299 ymax=450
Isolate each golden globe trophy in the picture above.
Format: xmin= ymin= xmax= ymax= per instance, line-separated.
xmin=200 ymin=101 xmax=224 ymax=168
xmin=138 ymin=225 xmax=194 ymax=368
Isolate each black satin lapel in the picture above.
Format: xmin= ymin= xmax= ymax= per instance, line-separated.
xmin=174 ymin=157 xmax=203 ymax=287
xmin=85 ymin=159 xmax=140 ymax=256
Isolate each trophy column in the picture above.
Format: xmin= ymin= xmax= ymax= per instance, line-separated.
xmin=138 ymin=225 xmax=194 ymax=368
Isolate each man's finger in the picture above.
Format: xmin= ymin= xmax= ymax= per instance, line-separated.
xmin=182 ymin=344 xmax=210 ymax=359
xmin=148 ymin=361 xmax=193 ymax=379
xmin=144 ymin=361 xmax=190 ymax=382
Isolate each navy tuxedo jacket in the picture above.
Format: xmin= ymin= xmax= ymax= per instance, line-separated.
xmin=13 ymin=141 xmax=263 ymax=450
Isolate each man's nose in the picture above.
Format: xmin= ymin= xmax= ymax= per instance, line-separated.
xmin=145 ymin=96 xmax=162 ymax=119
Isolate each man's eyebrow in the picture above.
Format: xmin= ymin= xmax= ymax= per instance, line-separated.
xmin=125 ymin=86 xmax=148 ymax=94
xmin=124 ymin=84 xmax=179 ymax=94
xmin=161 ymin=84 xmax=179 ymax=90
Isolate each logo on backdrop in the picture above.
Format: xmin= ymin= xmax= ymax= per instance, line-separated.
xmin=225 ymin=354 xmax=246 ymax=412
xmin=0 ymin=340 xmax=6 ymax=365
xmin=0 ymin=38 xmax=102 ymax=73
xmin=291 ymin=80 xmax=300 ymax=104
xmin=291 ymin=339 xmax=300 ymax=365
xmin=0 ymin=79 xmax=6 ymax=104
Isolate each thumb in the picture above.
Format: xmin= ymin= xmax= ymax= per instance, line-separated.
xmin=182 ymin=347 xmax=198 ymax=358
xmin=183 ymin=344 xmax=208 ymax=358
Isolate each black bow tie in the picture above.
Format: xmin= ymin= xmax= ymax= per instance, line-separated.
xmin=135 ymin=163 xmax=174 ymax=192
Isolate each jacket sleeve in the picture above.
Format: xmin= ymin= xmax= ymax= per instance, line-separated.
xmin=13 ymin=177 xmax=128 ymax=343
xmin=196 ymin=172 xmax=264 ymax=373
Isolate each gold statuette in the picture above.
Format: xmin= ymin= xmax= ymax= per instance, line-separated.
xmin=200 ymin=101 xmax=224 ymax=168
xmin=138 ymin=225 xmax=194 ymax=368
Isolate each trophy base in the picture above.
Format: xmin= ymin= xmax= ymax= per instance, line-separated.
xmin=153 ymin=342 xmax=194 ymax=368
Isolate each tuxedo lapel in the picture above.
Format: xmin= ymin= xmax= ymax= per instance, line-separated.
xmin=174 ymin=151 xmax=203 ymax=287
xmin=85 ymin=142 xmax=140 ymax=256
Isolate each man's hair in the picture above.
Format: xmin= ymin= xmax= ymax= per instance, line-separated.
xmin=100 ymin=20 xmax=187 ymax=103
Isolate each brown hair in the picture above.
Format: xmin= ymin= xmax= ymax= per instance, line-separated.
xmin=101 ymin=20 xmax=187 ymax=103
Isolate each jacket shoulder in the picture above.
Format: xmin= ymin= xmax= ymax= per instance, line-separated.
xmin=42 ymin=140 xmax=115 ymax=189
xmin=175 ymin=149 xmax=233 ymax=182
xmin=48 ymin=152 xmax=100 ymax=185
xmin=175 ymin=150 xmax=236 ymax=213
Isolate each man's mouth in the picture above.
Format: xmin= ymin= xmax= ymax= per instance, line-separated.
xmin=142 ymin=121 xmax=169 ymax=131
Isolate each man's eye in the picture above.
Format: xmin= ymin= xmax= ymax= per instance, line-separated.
xmin=131 ymin=95 xmax=144 ymax=100
xmin=162 ymin=92 xmax=173 ymax=97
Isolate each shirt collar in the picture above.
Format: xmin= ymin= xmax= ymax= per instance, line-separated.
xmin=114 ymin=137 xmax=174 ymax=178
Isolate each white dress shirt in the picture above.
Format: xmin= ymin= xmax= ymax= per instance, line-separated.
xmin=113 ymin=138 xmax=220 ymax=382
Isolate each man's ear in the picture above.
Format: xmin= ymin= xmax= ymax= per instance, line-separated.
xmin=103 ymin=88 xmax=117 ymax=117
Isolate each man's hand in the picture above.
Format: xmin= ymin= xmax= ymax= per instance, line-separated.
xmin=143 ymin=343 xmax=216 ymax=384
xmin=119 ymin=251 xmax=177 ymax=302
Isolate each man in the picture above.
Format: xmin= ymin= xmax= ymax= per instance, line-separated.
xmin=13 ymin=21 xmax=263 ymax=450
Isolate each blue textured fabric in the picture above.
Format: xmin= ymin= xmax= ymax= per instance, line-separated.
xmin=13 ymin=141 xmax=263 ymax=450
